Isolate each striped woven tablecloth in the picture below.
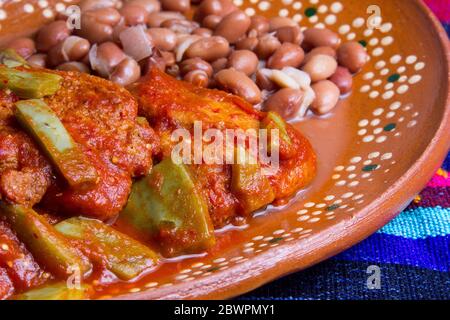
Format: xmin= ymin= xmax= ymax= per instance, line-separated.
xmin=240 ymin=1 xmax=450 ymax=300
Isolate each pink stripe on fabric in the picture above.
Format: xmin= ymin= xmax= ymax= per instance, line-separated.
xmin=424 ymin=0 xmax=450 ymax=22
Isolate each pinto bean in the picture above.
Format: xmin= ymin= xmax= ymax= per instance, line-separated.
xmin=27 ymin=54 xmax=47 ymax=68
xmin=214 ymin=11 xmax=251 ymax=44
xmin=56 ymin=62 xmax=90 ymax=73
xmin=337 ymin=41 xmax=369 ymax=73
xmin=269 ymin=17 xmax=296 ymax=31
xmin=215 ymin=68 xmax=262 ymax=104
xmin=195 ymin=0 xmax=237 ymax=21
xmin=180 ymin=58 xmax=213 ymax=77
xmin=91 ymin=41 xmax=126 ymax=76
xmin=78 ymin=0 xmax=118 ymax=12
xmin=267 ymin=43 xmax=304 ymax=70
xmin=161 ymin=19 xmax=199 ymax=34
xmin=249 ymin=15 xmax=269 ymax=36
xmin=126 ymin=0 xmax=161 ymax=14
xmin=77 ymin=8 xmax=121 ymax=43
xmin=147 ymin=28 xmax=176 ymax=51
xmin=120 ymin=4 xmax=149 ymax=25
xmin=110 ymin=57 xmax=141 ymax=86
xmin=303 ymin=28 xmax=341 ymax=50
xmin=6 ymin=38 xmax=36 ymax=59
xmin=193 ymin=28 xmax=213 ymax=37
xmin=329 ymin=66 xmax=353 ymax=94
xmin=147 ymin=11 xmax=185 ymax=27
xmin=255 ymin=33 xmax=281 ymax=60
xmin=310 ymin=80 xmax=340 ymax=115
xmin=276 ymin=26 xmax=303 ymax=45
xmin=235 ymin=36 xmax=259 ymax=51
xmin=255 ymin=69 xmax=277 ymax=91
xmin=184 ymin=70 xmax=209 ymax=87
xmin=302 ymin=46 xmax=336 ymax=65
xmin=36 ymin=21 xmax=71 ymax=52
xmin=161 ymin=0 xmax=190 ymax=13
xmin=264 ymin=88 xmax=305 ymax=120
xmin=161 ymin=51 xmax=176 ymax=66
xmin=202 ymin=15 xmax=222 ymax=30
xmin=47 ymin=36 xmax=90 ymax=67
xmin=142 ymin=50 xmax=167 ymax=73
xmin=185 ymin=36 xmax=230 ymax=62
xmin=227 ymin=50 xmax=259 ymax=76
xmin=302 ymin=54 xmax=337 ymax=83
xmin=211 ymin=57 xmax=228 ymax=73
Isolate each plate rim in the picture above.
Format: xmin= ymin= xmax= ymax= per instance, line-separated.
xmin=115 ymin=0 xmax=450 ymax=300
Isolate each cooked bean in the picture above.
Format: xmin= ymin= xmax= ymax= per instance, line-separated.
xmin=269 ymin=17 xmax=296 ymax=32
xmin=337 ymin=41 xmax=368 ymax=73
xmin=120 ymin=4 xmax=149 ymax=25
xmin=264 ymin=88 xmax=305 ymax=120
xmin=193 ymin=28 xmax=213 ymax=37
xmin=329 ymin=66 xmax=353 ymax=94
xmin=227 ymin=50 xmax=259 ymax=76
xmin=211 ymin=57 xmax=228 ymax=73
xmin=255 ymin=34 xmax=281 ymax=60
xmin=180 ymin=58 xmax=213 ymax=77
xmin=184 ymin=70 xmax=209 ymax=87
xmin=302 ymin=46 xmax=336 ymax=65
xmin=310 ymin=80 xmax=340 ymax=115
xmin=214 ymin=11 xmax=251 ymax=44
xmin=27 ymin=54 xmax=47 ymax=68
xmin=185 ymin=36 xmax=230 ymax=62
xmin=110 ymin=57 xmax=141 ymax=86
xmin=47 ymin=36 xmax=90 ymax=67
xmin=146 ymin=28 xmax=176 ymax=51
xmin=56 ymin=62 xmax=90 ymax=73
xmin=276 ymin=26 xmax=303 ymax=45
xmin=215 ymin=68 xmax=262 ymax=104
xmin=267 ymin=43 xmax=304 ymax=70
xmin=92 ymin=41 xmax=126 ymax=76
xmin=303 ymin=28 xmax=341 ymax=50
xmin=36 ymin=21 xmax=71 ymax=52
xmin=78 ymin=0 xmax=117 ymax=12
xmin=77 ymin=8 xmax=121 ymax=43
xmin=161 ymin=0 xmax=190 ymax=13
xmin=142 ymin=50 xmax=166 ymax=73
xmin=161 ymin=51 xmax=176 ymax=66
xmin=147 ymin=11 xmax=185 ymax=28
xmin=195 ymin=0 xmax=237 ymax=21
xmin=255 ymin=69 xmax=276 ymax=91
xmin=302 ymin=54 xmax=337 ymax=83
xmin=249 ymin=15 xmax=269 ymax=36
xmin=166 ymin=64 xmax=180 ymax=77
xmin=161 ymin=19 xmax=199 ymax=34
xmin=7 ymin=38 xmax=36 ymax=59
xmin=235 ymin=36 xmax=259 ymax=51
xmin=126 ymin=0 xmax=161 ymax=14
xmin=202 ymin=15 xmax=222 ymax=30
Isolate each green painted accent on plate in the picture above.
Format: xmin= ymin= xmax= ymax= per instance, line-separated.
xmin=269 ymin=237 xmax=283 ymax=244
xmin=359 ymin=40 xmax=367 ymax=47
xmin=388 ymin=74 xmax=400 ymax=82
xmin=362 ymin=164 xmax=379 ymax=172
xmin=384 ymin=123 xmax=396 ymax=132
xmin=326 ymin=204 xmax=340 ymax=211
xmin=305 ymin=7 xmax=317 ymax=17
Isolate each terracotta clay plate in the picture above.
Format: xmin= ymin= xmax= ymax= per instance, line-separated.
xmin=0 ymin=0 xmax=449 ymax=300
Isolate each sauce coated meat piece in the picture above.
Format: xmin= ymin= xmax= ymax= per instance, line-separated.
xmin=129 ymin=68 xmax=316 ymax=228
xmin=0 ymin=89 xmax=52 ymax=207
xmin=0 ymin=67 xmax=158 ymax=220
xmin=0 ymin=220 xmax=45 ymax=294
